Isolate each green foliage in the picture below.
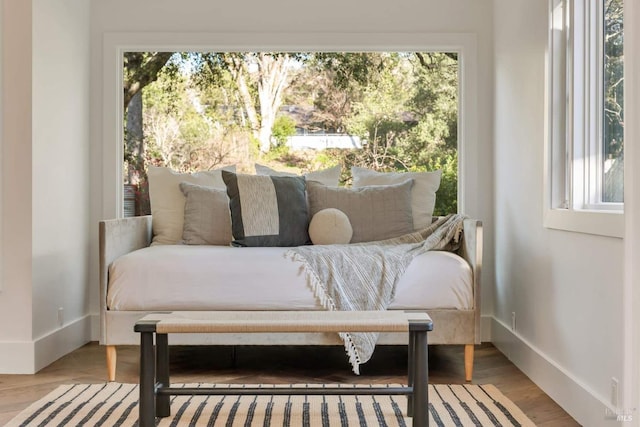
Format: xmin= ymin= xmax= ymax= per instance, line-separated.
xmin=141 ymin=61 xmax=246 ymax=173
xmin=428 ymin=153 xmax=458 ymax=216
xmin=312 ymin=53 xmax=391 ymax=90
xmin=271 ymin=115 xmax=297 ymax=147
xmin=127 ymin=51 xmax=461 ymax=215
xmin=321 ymin=52 xmax=459 ymax=212
xmin=123 ymin=52 xmax=176 ymax=110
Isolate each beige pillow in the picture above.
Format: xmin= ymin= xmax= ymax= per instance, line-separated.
xmin=179 ymin=182 xmax=232 ymax=246
xmin=306 ymin=180 xmax=414 ymax=243
xmin=255 ymin=164 xmax=341 ymax=187
xmin=308 ymin=208 xmax=353 ymax=245
xmin=148 ymin=165 xmax=235 ymax=245
xmin=351 ymin=167 xmax=442 ymax=230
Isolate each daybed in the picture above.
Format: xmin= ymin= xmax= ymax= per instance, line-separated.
xmin=99 ymin=165 xmax=482 ymax=381
xmin=99 ymin=215 xmax=482 ymax=381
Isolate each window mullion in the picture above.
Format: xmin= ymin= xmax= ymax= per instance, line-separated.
xmin=586 ymin=0 xmax=600 ymax=209
xmin=570 ymin=0 xmax=586 ymax=210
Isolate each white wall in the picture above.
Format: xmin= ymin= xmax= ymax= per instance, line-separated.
xmin=0 ymin=0 xmax=35 ymax=372
xmin=31 ymin=0 xmax=92 ymax=368
xmin=91 ymin=0 xmax=492 ymax=34
xmin=493 ymin=1 xmax=626 ymax=425
xmin=88 ymin=0 xmax=496 ymax=331
xmin=0 ymin=0 xmax=92 ymax=374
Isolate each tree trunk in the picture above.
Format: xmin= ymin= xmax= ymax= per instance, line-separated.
xmin=223 ymin=53 xmax=293 ymax=153
xmin=226 ymin=56 xmax=261 ymax=145
xmin=123 ymin=52 xmax=173 ymax=111
xmin=256 ymin=53 xmax=291 ymax=152
xmin=125 ymin=91 xmax=145 ymax=184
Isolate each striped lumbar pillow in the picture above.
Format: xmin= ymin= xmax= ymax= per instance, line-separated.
xmin=222 ymin=171 xmax=310 ymax=247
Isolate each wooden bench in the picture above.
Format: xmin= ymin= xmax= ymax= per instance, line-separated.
xmin=134 ymin=310 xmax=433 ymax=427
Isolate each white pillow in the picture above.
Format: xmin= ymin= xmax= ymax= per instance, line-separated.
xmin=148 ymin=165 xmax=235 ymax=245
xmin=255 ymin=164 xmax=341 ymax=187
xmin=351 ymin=167 xmax=442 ymax=230
xmin=308 ymin=208 xmax=353 ymax=245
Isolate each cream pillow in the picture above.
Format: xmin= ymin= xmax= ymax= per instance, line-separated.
xmin=148 ymin=165 xmax=235 ymax=245
xmin=309 ymin=208 xmax=353 ymax=245
xmin=351 ymin=167 xmax=442 ymax=230
xmin=255 ymin=164 xmax=341 ymax=187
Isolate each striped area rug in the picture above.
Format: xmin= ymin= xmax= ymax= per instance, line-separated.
xmin=7 ymin=383 xmax=535 ymax=426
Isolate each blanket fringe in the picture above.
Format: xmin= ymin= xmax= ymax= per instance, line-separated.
xmin=284 ymin=214 xmax=467 ymax=375
xmin=285 ymin=251 xmax=363 ymax=375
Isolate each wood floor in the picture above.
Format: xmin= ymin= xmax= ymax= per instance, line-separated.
xmin=0 ymin=342 xmax=579 ymax=426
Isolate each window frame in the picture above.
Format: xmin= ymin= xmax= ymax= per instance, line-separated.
xmin=545 ymin=0 xmax=624 ymax=238
xmin=101 ymin=32 xmax=479 ymax=221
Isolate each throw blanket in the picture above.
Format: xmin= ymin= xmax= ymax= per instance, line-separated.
xmin=286 ymin=213 xmax=467 ymax=374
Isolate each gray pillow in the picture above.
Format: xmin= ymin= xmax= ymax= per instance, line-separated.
xmin=179 ymin=182 xmax=232 ymax=246
xmin=222 ymin=171 xmax=310 ymax=247
xmin=306 ymin=180 xmax=414 ymax=243
xmin=351 ymin=167 xmax=442 ymax=230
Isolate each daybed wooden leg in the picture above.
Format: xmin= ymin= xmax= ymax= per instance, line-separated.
xmin=464 ymin=344 xmax=474 ymax=382
xmin=106 ymin=345 xmax=117 ymax=382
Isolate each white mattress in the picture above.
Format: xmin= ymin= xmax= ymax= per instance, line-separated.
xmin=107 ymin=245 xmax=473 ymax=311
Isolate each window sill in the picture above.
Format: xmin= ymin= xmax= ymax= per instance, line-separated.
xmin=544 ymin=208 xmax=624 ymax=238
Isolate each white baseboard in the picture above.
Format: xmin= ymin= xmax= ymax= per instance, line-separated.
xmin=0 ymin=315 xmax=92 ymax=374
xmin=490 ymin=316 xmax=621 ymax=426
xmin=0 ymin=341 xmax=35 ymax=374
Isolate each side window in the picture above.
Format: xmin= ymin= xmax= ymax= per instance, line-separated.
xmin=546 ymin=0 xmax=624 ymax=236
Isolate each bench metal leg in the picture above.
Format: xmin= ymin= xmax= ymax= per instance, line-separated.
xmin=407 ymin=331 xmax=416 ymax=417
xmin=139 ymin=331 xmax=156 ymax=427
xmin=412 ymin=330 xmax=429 ymax=427
xmin=156 ymin=333 xmax=170 ymax=417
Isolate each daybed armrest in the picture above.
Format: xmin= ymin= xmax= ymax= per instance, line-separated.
xmin=99 ymin=215 xmax=152 ymax=342
xmin=458 ymin=218 xmax=483 ymax=344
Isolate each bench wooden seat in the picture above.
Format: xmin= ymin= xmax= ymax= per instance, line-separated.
xmin=134 ymin=310 xmax=433 ymax=427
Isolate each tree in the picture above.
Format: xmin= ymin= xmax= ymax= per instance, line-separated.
xmin=271 ymin=115 xmax=297 ymax=147
xmin=344 ymin=59 xmax=412 ymax=169
xmin=195 ymin=52 xmax=294 ymax=153
xmin=142 ymin=67 xmax=243 ymax=173
xmin=123 ymin=52 xmax=174 ymax=183
xmin=301 ymin=52 xmax=389 ymax=133
xmin=124 ymin=52 xmax=174 ymax=110
xmin=125 ymin=51 xmax=461 ymax=214
xmin=402 ymin=52 xmax=459 ymax=214
xmin=292 ymin=52 xmax=459 ymax=213
xmin=603 ymin=0 xmax=624 ymax=202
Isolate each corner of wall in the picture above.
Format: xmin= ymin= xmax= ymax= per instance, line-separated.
xmin=0 ymin=315 xmax=92 ymax=374
xmin=491 ymin=316 xmax=617 ymax=425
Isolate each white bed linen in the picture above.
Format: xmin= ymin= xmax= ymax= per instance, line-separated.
xmin=107 ymin=245 xmax=472 ymax=311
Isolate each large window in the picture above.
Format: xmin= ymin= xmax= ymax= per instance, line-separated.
xmin=101 ymin=33 xmax=478 ymax=222
xmin=547 ymin=0 xmax=624 ymax=236
xmin=123 ymin=52 xmax=459 ymax=217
